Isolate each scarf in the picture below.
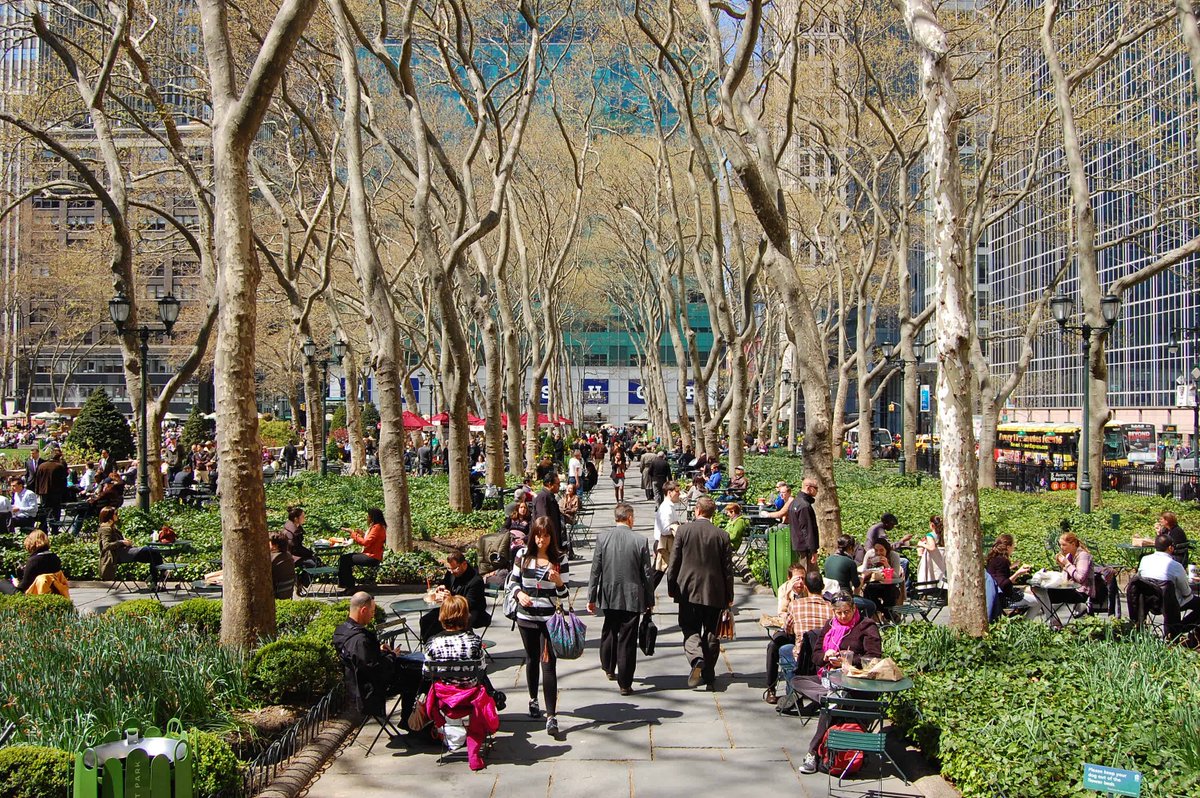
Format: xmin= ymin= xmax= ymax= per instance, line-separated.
xmin=822 ymin=609 xmax=860 ymax=654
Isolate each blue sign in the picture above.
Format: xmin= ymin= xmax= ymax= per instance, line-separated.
xmin=540 ymin=377 xmax=550 ymax=405
xmin=1082 ymin=764 xmax=1141 ymax=797
xmin=582 ymin=378 xmax=609 ymax=404
xmin=920 ymin=384 xmax=930 ymax=413
xmin=685 ymin=379 xmax=695 ymax=405
xmin=628 ymin=379 xmax=646 ymax=405
xmin=402 ymin=377 xmax=420 ymax=406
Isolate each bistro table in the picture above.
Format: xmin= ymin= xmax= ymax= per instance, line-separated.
xmin=828 ymin=670 xmax=914 ymax=695
xmin=1115 ymin=543 xmax=1155 ymax=571
xmin=388 ymin=597 xmax=436 ymax=651
xmin=1030 ymin=582 xmax=1089 ymax=627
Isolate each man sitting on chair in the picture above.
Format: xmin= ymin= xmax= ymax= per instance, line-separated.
xmin=419 ymin=551 xmax=491 ymax=642
xmin=333 ymin=592 xmax=423 ymax=726
xmin=1138 ymin=534 xmax=1200 ymax=625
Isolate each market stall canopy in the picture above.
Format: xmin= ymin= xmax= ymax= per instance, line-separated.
xmin=402 ymin=410 xmax=432 ymax=430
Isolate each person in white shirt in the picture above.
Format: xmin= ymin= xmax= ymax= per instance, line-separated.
xmin=78 ymin=464 xmax=98 ymax=495
xmin=652 ymin=481 xmax=683 ymax=589
xmin=10 ymin=477 xmax=39 ymax=531
xmin=567 ymin=451 xmax=584 ymax=489
xmin=1138 ymin=534 xmax=1200 ymax=617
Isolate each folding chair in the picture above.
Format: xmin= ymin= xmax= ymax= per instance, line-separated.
xmin=297 ymin=565 xmax=339 ymax=596
xmin=1126 ymin=575 xmax=1184 ymax=639
xmin=339 ymin=648 xmax=408 ymax=757
xmin=907 ymin=580 xmax=947 ymax=622
xmin=821 ymin=694 xmax=909 ymax=797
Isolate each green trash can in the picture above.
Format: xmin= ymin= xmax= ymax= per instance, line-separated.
xmin=767 ymin=527 xmax=792 ymax=592
xmin=74 ymin=719 xmax=192 ymax=798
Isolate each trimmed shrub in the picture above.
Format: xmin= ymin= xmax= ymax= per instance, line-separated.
xmin=180 ymin=406 xmax=212 ymax=451
xmin=0 ymin=594 xmax=74 ymax=619
xmin=247 ymin=638 xmax=338 ymax=704
xmin=274 ymin=599 xmax=323 ymax=637
xmin=107 ymin=598 xmax=166 ymax=619
xmin=187 ymin=729 xmax=242 ymax=798
xmin=258 ymin=419 xmax=293 ymax=449
xmin=0 ymin=745 xmax=72 ymax=798
xmin=65 ymin=388 xmax=134 ymax=462
xmin=165 ymin=598 xmax=223 ymax=636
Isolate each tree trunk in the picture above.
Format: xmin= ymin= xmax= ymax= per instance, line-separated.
xmin=209 ymin=130 xmax=275 ymax=647
xmin=907 ymin=0 xmax=987 ymax=635
xmin=481 ymin=314 xmax=505 ymax=484
xmin=496 ymin=268 xmax=525 ymax=477
xmin=344 ymin=353 xmax=365 ymax=476
xmin=329 ymin=0 xmax=412 ymax=547
xmin=303 ymin=358 xmax=322 ymax=470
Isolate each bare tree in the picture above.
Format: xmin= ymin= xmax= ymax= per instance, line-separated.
xmin=197 ymin=0 xmax=319 ymax=647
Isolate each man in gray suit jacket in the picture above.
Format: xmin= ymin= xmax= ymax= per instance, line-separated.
xmin=666 ymin=496 xmax=734 ymax=689
xmin=588 ymin=503 xmax=655 ymax=695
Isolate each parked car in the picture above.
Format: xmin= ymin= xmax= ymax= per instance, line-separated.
xmin=1175 ymin=456 xmax=1199 ymax=473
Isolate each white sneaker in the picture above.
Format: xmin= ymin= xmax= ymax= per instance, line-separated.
xmin=799 ymin=753 xmax=818 ymax=774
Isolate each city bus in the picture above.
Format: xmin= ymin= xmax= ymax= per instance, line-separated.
xmin=1117 ymin=422 xmax=1158 ymax=467
xmin=994 ymin=422 xmax=1130 ymax=490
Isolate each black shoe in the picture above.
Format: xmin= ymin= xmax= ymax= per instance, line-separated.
xmin=605 ymin=671 xmax=617 ymax=681
xmin=528 ymin=699 xmax=542 ymax=718
xmin=619 ymin=686 xmax=632 ymax=696
xmin=687 ymin=662 xmax=704 ymax=688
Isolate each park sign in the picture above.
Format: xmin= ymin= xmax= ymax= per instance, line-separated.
xmin=1082 ymin=763 xmax=1141 ymax=797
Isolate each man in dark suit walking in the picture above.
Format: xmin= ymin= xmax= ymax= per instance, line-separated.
xmin=533 ymin=471 xmax=567 ymax=565
xmin=588 ymin=503 xmax=654 ymax=695
xmin=648 ymin=450 xmax=672 ymax=507
xmin=666 ymin=496 xmax=733 ymax=690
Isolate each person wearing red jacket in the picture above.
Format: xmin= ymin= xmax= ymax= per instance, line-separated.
xmin=338 ymin=507 xmax=386 ymax=593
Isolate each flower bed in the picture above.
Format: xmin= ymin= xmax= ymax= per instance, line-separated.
xmin=0 ymin=594 xmax=374 ymax=797
xmin=0 ymin=471 xmax=503 ymax=583
xmin=883 ymin=619 xmax=1200 ymax=798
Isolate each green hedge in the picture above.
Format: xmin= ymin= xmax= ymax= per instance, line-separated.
xmin=0 ymin=594 xmax=74 ymax=619
xmin=0 ymin=745 xmax=72 ymax=798
xmin=247 ymin=638 xmax=338 ymax=704
xmin=884 ymin=619 xmax=1200 ymax=797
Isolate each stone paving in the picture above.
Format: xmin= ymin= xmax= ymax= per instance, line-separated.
xmin=307 ymin=486 xmax=941 ymax=798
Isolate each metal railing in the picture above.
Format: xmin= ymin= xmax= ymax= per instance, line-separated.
xmin=239 ymin=684 xmax=344 ymax=797
xmin=912 ymin=452 xmax=1200 ymax=501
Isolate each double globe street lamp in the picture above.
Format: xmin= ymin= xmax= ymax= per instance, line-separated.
xmin=108 ymin=291 xmax=181 ymax=511
xmin=302 ymin=336 xmax=347 ymax=475
xmin=1050 ymin=290 xmax=1121 ymax=513
xmin=881 ymin=340 xmax=925 ymax=476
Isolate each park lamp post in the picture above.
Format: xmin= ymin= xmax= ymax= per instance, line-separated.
xmin=1050 ymin=291 xmax=1121 ymax=513
xmin=108 ymin=291 xmax=181 ymax=512
xmin=1166 ymin=315 xmax=1200 ymax=456
xmin=302 ymin=336 xmax=347 ymax=476
xmin=881 ymin=340 xmax=926 ymax=477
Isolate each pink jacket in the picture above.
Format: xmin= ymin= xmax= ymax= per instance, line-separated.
xmin=425 ymin=683 xmax=499 ymax=770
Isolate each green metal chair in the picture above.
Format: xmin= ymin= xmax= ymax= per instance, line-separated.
xmin=825 ymin=728 xmax=911 ymax=797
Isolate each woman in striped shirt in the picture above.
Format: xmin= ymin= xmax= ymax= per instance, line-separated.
xmin=506 ymin=515 xmax=569 ymax=735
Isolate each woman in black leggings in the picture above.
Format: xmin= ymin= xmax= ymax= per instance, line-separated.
xmin=505 ymin=516 xmax=569 ymax=736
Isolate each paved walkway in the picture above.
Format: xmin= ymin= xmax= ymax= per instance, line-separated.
xmin=311 ymin=485 xmax=933 ymax=798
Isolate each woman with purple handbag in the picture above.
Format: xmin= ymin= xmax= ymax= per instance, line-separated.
xmin=505 ymin=516 xmax=570 ymax=736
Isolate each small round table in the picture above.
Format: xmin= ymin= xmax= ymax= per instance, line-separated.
xmin=1115 ymin=544 xmax=1155 ymax=570
xmin=828 ymin=671 xmax=914 ymax=694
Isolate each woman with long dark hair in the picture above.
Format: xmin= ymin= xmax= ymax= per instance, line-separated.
xmin=505 ymin=515 xmax=569 ymax=736
xmin=338 ymin=507 xmax=386 ymax=593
